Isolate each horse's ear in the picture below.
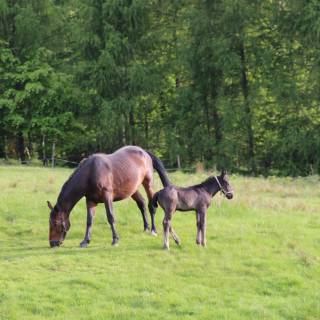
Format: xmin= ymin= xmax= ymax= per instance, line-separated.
xmin=221 ymin=169 xmax=227 ymax=177
xmin=47 ymin=201 xmax=54 ymax=211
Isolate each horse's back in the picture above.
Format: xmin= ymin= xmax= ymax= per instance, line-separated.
xmin=84 ymin=154 xmax=112 ymax=190
xmin=87 ymin=147 xmax=151 ymax=201
xmin=109 ymin=145 xmax=149 ymax=166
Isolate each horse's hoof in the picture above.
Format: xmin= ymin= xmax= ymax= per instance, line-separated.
xmin=111 ymin=239 xmax=119 ymax=246
xmin=143 ymin=227 xmax=149 ymax=233
xmin=80 ymin=241 xmax=88 ymax=248
xmin=163 ymin=245 xmax=169 ymax=250
xmin=174 ymin=239 xmax=181 ymax=245
xmin=151 ymin=230 xmax=158 ymax=236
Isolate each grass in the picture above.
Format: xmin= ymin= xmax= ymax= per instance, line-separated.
xmin=0 ymin=166 xmax=319 ymax=320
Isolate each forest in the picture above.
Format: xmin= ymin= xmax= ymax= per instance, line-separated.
xmin=1 ymin=0 xmax=320 ymax=175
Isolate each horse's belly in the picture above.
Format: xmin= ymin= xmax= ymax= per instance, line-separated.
xmin=111 ymin=171 xmax=144 ymax=201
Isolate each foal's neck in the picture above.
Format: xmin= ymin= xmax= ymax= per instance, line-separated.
xmin=201 ymin=178 xmax=220 ymax=197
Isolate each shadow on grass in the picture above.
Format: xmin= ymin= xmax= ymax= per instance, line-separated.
xmin=0 ymin=241 xmax=170 ymax=259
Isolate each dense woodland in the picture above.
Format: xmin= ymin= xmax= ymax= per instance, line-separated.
xmin=0 ymin=0 xmax=320 ymax=175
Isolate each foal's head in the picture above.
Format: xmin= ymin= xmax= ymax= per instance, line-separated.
xmin=47 ymin=201 xmax=70 ymax=247
xmin=216 ymin=169 xmax=233 ymax=199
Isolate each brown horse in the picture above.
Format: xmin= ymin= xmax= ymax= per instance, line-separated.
xmin=47 ymin=146 xmax=170 ymax=247
xmin=152 ymin=170 xmax=233 ymax=249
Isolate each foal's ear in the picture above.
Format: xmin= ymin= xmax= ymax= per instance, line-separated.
xmin=47 ymin=201 xmax=54 ymax=211
xmin=221 ymin=169 xmax=227 ymax=177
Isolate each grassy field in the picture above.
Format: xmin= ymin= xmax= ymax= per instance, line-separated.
xmin=0 ymin=166 xmax=319 ymax=320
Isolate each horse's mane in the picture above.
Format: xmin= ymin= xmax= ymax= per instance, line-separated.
xmin=57 ymin=157 xmax=89 ymax=205
xmin=194 ymin=176 xmax=216 ymax=188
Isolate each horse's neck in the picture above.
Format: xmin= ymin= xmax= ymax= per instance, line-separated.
xmin=203 ymin=181 xmax=219 ymax=197
xmin=57 ymin=183 xmax=85 ymax=214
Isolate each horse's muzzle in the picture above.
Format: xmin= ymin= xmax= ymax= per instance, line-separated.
xmin=50 ymin=240 xmax=62 ymax=248
xmin=226 ymin=192 xmax=233 ymax=200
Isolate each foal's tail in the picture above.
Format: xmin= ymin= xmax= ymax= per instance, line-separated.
xmin=146 ymin=151 xmax=171 ymax=187
xmin=151 ymin=191 xmax=160 ymax=208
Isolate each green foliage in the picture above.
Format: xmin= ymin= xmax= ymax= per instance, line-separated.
xmin=0 ymin=0 xmax=319 ymax=175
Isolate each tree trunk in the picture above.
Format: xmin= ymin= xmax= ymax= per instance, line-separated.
xmin=239 ymin=41 xmax=256 ymax=174
xmin=0 ymin=133 xmax=4 ymax=158
xmin=27 ymin=132 xmax=32 ymax=158
xmin=16 ymin=131 xmax=26 ymax=164
xmin=144 ymin=112 xmax=149 ymax=148
xmin=211 ymin=99 xmax=222 ymax=146
xmin=42 ymin=135 xmax=47 ymax=166
xmin=129 ymin=109 xmax=135 ymax=145
xmin=203 ymin=96 xmax=211 ymax=136
xmin=51 ymin=141 xmax=55 ymax=168
xmin=121 ymin=113 xmax=127 ymax=145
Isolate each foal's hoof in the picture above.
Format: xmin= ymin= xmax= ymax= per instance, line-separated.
xmin=163 ymin=245 xmax=170 ymax=250
xmin=80 ymin=241 xmax=89 ymax=248
xmin=151 ymin=230 xmax=158 ymax=236
xmin=111 ymin=239 xmax=119 ymax=246
xmin=174 ymin=239 xmax=181 ymax=245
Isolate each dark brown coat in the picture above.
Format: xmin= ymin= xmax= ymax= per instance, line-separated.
xmin=152 ymin=170 xmax=233 ymax=249
xmin=48 ymin=146 xmax=169 ymax=247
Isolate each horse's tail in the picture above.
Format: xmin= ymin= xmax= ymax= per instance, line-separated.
xmin=146 ymin=151 xmax=171 ymax=187
xmin=151 ymin=191 xmax=160 ymax=208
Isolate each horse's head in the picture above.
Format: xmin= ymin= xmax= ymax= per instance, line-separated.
xmin=47 ymin=201 xmax=70 ymax=247
xmin=217 ymin=169 xmax=233 ymax=199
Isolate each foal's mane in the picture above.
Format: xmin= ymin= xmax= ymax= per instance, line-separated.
xmin=57 ymin=157 xmax=89 ymax=204
xmin=197 ymin=176 xmax=217 ymax=188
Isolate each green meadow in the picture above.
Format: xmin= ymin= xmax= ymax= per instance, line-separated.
xmin=0 ymin=166 xmax=319 ymax=320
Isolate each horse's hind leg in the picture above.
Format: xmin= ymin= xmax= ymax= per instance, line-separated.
xmin=104 ymin=193 xmax=119 ymax=246
xmin=163 ymin=207 xmax=175 ymax=249
xmin=80 ymin=199 xmax=97 ymax=248
xmin=196 ymin=212 xmax=202 ymax=245
xmin=163 ymin=215 xmax=171 ymax=250
xmin=132 ymin=191 xmax=149 ymax=232
xmin=143 ymin=177 xmax=157 ymax=235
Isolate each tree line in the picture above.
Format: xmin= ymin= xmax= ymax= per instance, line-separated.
xmin=1 ymin=0 xmax=320 ymax=176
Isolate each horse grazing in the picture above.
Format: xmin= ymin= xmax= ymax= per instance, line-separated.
xmin=47 ymin=146 xmax=170 ymax=248
xmin=152 ymin=170 xmax=233 ymax=249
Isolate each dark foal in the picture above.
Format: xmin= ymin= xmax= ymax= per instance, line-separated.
xmin=47 ymin=146 xmax=170 ymax=248
xmin=152 ymin=170 xmax=233 ymax=249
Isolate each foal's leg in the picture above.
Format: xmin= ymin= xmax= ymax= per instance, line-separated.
xmin=143 ymin=178 xmax=157 ymax=235
xmin=196 ymin=212 xmax=202 ymax=245
xmin=163 ymin=215 xmax=171 ymax=250
xmin=163 ymin=207 xmax=175 ymax=249
xmin=132 ymin=191 xmax=149 ymax=232
xmin=104 ymin=193 xmax=119 ymax=246
xmin=80 ymin=199 xmax=97 ymax=248
xmin=170 ymin=226 xmax=180 ymax=245
xmin=199 ymin=210 xmax=207 ymax=247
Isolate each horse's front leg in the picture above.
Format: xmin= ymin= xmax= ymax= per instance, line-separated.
xmin=104 ymin=194 xmax=119 ymax=246
xmin=80 ymin=199 xmax=96 ymax=248
xmin=199 ymin=210 xmax=207 ymax=247
xmin=132 ymin=191 xmax=149 ymax=232
xmin=196 ymin=212 xmax=202 ymax=245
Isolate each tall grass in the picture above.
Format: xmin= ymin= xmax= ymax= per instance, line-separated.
xmin=0 ymin=167 xmax=319 ymax=319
